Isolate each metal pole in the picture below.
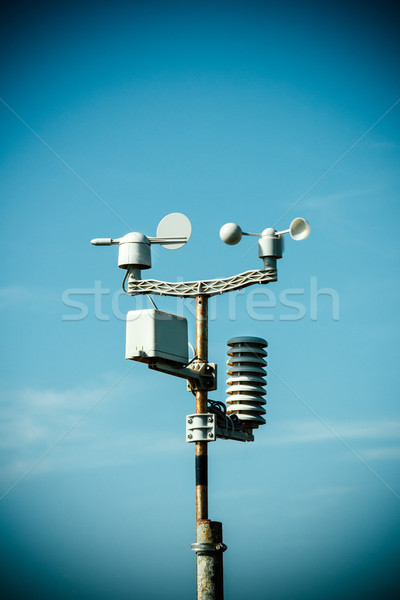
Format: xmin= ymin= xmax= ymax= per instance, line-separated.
xmin=195 ymin=295 xmax=224 ymax=600
xmin=195 ymin=295 xmax=208 ymax=521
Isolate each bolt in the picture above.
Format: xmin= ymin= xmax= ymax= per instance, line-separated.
xmin=208 ymin=432 xmax=213 ymax=438
xmin=188 ymin=434 xmax=193 ymax=439
xmin=188 ymin=418 xmax=193 ymax=424
xmin=208 ymin=416 xmax=213 ymax=423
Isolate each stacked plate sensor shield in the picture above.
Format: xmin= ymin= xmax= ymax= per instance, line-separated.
xmin=226 ymin=336 xmax=268 ymax=429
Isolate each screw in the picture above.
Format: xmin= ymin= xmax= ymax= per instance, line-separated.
xmin=208 ymin=432 xmax=213 ymax=438
xmin=188 ymin=434 xmax=193 ymax=439
xmin=208 ymin=416 xmax=213 ymax=423
xmin=188 ymin=418 xmax=193 ymax=424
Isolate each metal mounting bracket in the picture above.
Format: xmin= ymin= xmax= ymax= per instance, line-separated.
xmin=149 ymin=360 xmax=217 ymax=391
xmin=190 ymin=542 xmax=228 ymax=553
xmin=186 ymin=413 xmax=216 ymax=442
xmin=127 ymin=268 xmax=277 ymax=297
xmin=186 ymin=361 xmax=217 ymax=392
xmin=215 ymin=426 xmax=254 ymax=442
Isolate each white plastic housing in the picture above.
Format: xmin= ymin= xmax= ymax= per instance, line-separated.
xmin=289 ymin=217 xmax=310 ymax=241
xmin=258 ymin=229 xmax=282 ymax=258
xmin=226 ymin=336 xmax=268 ymax=429
xmin=126 ymin=309 xmax=188 ymax=365
xmin=258 ymin=228 xmax=282 ymax=270
xmin=118 ymin=232 xmax=151 ymax=270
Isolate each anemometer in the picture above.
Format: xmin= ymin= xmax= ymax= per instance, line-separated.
xmin=90 ymin=211 xmax=310 ymax=600
xmin=92 ymin=212 xmax=310 ymax=297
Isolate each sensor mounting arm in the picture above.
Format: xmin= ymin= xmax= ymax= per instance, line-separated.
xmin=126 ymin=267 xmax=277 ymax=298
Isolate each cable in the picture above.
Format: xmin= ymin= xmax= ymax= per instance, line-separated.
xmin=226 ymin=413 xmax=235 ymax=434
xmin=208 ymin=399 xmax=244 ymax=433
xmin=208 ymin=399 xmax=227 ymax=416
xmin=146 ymin=294 xmax=158 ymax=310
xmin=122 ymin=268 xmax=130 ymax=294
xmin=122 ymin=269 xmax=159 ymax=312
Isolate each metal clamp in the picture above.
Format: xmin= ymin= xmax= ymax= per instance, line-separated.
xmin=190 ymin=542 xmax=228 ymax=553
xmin=215 ymin=426 xmax=254 ymax=442
xmin=148 ymin=361 xmax=216 ymax=391
xmin=186 ymin=414 xmax=216 ymax=442
xmin=186 ymin=361 xmax=217 ymax=392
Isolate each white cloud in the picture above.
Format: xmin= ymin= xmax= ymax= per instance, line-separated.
xmin=0 ymin=285 xmax=59 ymax=309
xmin=358 ymin=446 xmax=400 ymax=461
xmin=296 ymin=486 xmax=354 ymax=498
xmin=367 ymin=140 xmax=400 ymax=151
xmin=0 ymin=285 xmax=27 ymax=308
xmin=302 ymin=187 xmax=376 ymax=210
xmin=0 ymin=380 xmax=184 ymax=488
xmin=261 ymin=418 xmax=400 ymax=448
xmin=1 ymin=381 xmax=400 ymax=495
xmin=0 ymin=385 xmax=104 ymax=450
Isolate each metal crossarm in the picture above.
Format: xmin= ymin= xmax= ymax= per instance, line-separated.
xmin=127 ymin=268 xmax=277 ymax=298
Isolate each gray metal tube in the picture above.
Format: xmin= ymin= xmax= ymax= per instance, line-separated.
xmin=195 ymin=295 xmax=208 ymax=522
xmin=196 ymin=520 xmax=224 ymax=600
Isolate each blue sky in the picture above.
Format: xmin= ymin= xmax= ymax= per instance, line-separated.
xmin=1 ymin=1 xmax=400 ymax=598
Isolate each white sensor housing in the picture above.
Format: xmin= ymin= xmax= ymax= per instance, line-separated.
xmin=226 ymin=336 xmax=268 ymax=429
xmin=118 ymin=232 xmax=152 ymax=270
xmin=91 ymin=212 xmax=192 ymax=280
xmin=126 ymin=309 xmax=188 ymax=366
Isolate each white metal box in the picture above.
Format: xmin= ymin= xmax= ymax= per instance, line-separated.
xmin=126 ymin=309 xmax=188 ymax=365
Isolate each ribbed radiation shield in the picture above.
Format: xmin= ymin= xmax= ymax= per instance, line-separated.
xmin=226 ymin=336 xmax=268 ymax=429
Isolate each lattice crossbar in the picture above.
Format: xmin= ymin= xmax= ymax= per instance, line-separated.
xmin=127 ymin=269 xmax=277 ymax=298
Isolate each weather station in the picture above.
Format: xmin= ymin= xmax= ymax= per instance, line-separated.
xmin=91 ymin=212 xmax=310 ymax=600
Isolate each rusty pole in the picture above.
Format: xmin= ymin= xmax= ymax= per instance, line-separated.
xmin=195 ymin=295 xmax=224 ymax=600
xmin=195 ymin=295 xmax=208 ymax=521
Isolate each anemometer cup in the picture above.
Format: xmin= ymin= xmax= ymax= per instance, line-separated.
xmin=288 ymin=217 xmax=310 ymax=241
xmin=219 ymin=223 xmax=243 ymax=245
